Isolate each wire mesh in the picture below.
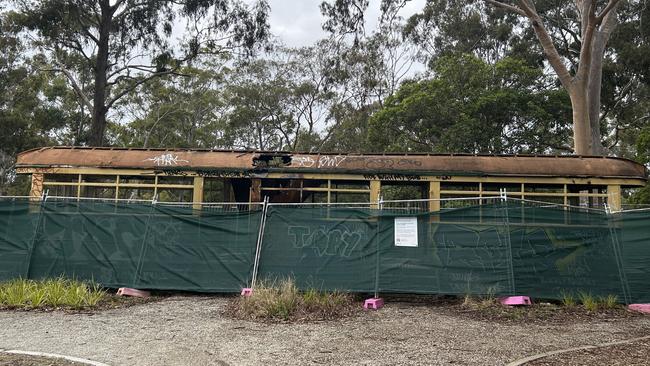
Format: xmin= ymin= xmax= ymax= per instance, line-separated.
xmin=12 ymin=195 xmax=266 ymax=212
xmin=266 ymin=201 xmax=377 ymax=209
xmin=506 ymin=197 xmax=609 ymax=213
xmin=620 ymin=204 xmax=650 ymax=213
xmin=0 ymin=194 xmax=616 ymax=213
xmin=0 ymin=196 xmax=38 ymax=202
xmin=157 ymin=202 xmax=264 ymax=212
xmin=380 ymin=196 xmax=505 ymax=213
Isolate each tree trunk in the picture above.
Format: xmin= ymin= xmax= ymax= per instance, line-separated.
xmin=587 ymin=6 xmax=618 ymax=156
xmin=587 ymin=45 xmax=605 ymax=155
xmin=485 ymin=0 xmax=624 ymax=156
xmin=88 ymin=1 xmax=112 ymax=147
xmin=569 ymin=88 xmax=593 ymax=155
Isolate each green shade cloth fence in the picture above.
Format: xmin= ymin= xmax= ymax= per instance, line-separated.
xmin=1 ymin=198 xmax=649 ymax=303
xmin=0 ymin=200 xmax=261 ymax=291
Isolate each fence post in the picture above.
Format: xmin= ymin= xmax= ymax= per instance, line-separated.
xmin=23 ymin=191 xmax=48 ymax=279
xmin=604 ymin=202 xmax=612 ymax=215
xmin=500 ymin=190 xmax=516 ymax=295
xmin=251 ymin=196 xmax=269 ymax=290
xmin=606 ymin=205 xmax=632 ymax=304
xmin=132 ymin=196 xmax=157 ymax=288
xmin=373 ymin=196 xmax=384 ymax=299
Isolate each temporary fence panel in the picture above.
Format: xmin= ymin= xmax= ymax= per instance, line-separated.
xmin=257 ymin=206 xmax=379 ymax=292
xmin=0 ymin=200 xmax=41 ymax=281
xmin=376 ymin=205 xmax=514 ymax=296
xmin=135 ymin=204 xmax=261 ymax=291
xmin=28 ymin=200 xmax=149 ymax=287
xmin=506 ymin=204 xmax=626 ymax=302
xmin=376 ymin=203 xmax=634 ymax=301
xmin=618 ymin=210 xmax=650 ymax=303
xmin=15 ymin=200 xmax=261 ymax=291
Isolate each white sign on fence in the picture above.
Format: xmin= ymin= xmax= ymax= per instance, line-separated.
xmin=394 ymin=217 xmax=418 ymax=247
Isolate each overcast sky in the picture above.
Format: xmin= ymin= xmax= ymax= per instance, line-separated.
xmin=267 ymin=0 xmax=426 ymax=47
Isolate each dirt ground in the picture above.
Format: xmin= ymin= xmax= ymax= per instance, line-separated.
xmin=1 ymin=296 xmax=649 ymax=365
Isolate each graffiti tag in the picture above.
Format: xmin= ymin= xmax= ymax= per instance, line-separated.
xmin=288 ymin=225 xmax=364 ymax=257
xmin=144 ymin=154 xmax=189 ymax=166
xmin=363 ymin=173 xmax=422 ymax=181
xmin=293 ymin=155 xmax=347 ymax=169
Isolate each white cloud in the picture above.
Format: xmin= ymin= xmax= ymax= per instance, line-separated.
xmin=267 ymin=0 xmax=426 ymax=47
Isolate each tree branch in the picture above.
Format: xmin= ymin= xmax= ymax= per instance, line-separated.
xmin=598 ymin=1 xmax=620 ymax=37
xmin=45 ymin=65 xmax=93 ymax=110
xmin=483 ymin=0 xmax=526 ymax=16
xmin=106 ymin=69 xmax=183 ymax=109
xmin=576 ymin=1 xmax=597 ymax=83
xmin=514 ymin=0 xmax=574 ymax=90
xmin=596 ymin=0 xmax=623 ymax=22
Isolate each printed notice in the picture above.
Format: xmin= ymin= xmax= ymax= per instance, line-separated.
xmin=394 ymin=217 xmax=418 ymax=247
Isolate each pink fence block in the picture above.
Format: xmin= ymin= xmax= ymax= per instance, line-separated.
xmin=628 ymin=304 xmax=650 ymax=314
xmin=363 ymin=298 xmax=384 ymax=310
xmin=241 ymin=288 xmax=253 ymax=297
xmin=499 ymin=296 xmax=532 ymax=306
xmin=116 ymin=287 xmax=150 ymax=298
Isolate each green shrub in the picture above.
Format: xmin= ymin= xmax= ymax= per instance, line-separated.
xmin=0 ymin=277 xmax=106 ymax=309
xmin=0 ymin=279 xmax=31 ymax=307
xmin=229 ymin=278 xmax=355 ymax=321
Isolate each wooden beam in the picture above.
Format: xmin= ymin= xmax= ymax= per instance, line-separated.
xmin=115 ymin=175 xmax=120 ymax=200
xmin=267 ymin=172 xmax=645 ymax=186
xmin=193 ymin=176 xmax=204 ymax=209
xmin=429 ymin=181 xmax=441 ymax=212
xmin=327 ymin=180 xmax=331 ymax=204
xmin=260 ymin=187 xmax=370 ymax=193
xmin=250 ymin=178 xmax=262 ymax=203
xmin=370 ymin=180 xmax=381 ymax=208
xmin=607 ymin=185 xmax=622 ymax=212
xmin=30 ymin=173 xmax=44 ymax=200
xmin=16 ymin=167 xmax=646 ymax=187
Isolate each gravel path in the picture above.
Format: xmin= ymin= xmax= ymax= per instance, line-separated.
xmin=0 ymin=353 xmax=84 ymax=366
xmin=526 ymin=337 xmax=650 ymax=366
xmin=1 ymin=296 xmax=649 ymax=365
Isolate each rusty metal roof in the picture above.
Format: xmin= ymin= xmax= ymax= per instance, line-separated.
xmin=16 ymin=146 xmax=648 ymax=180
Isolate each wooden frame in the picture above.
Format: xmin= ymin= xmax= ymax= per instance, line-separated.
xmin=41 ymin=172 xmax=194 ymax=202
xmin=28 ymin=168 xmax=634 ymax=211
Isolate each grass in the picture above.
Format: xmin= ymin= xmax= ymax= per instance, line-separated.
xmin=559 ymin=291 xmax=620 ymax=311
xmin=555 ymin=288 xmax=626 ymax=312
xmin=462 ymin=287 xmax=498 ymax=309
xmin=227 ymin=278 xmax=357 ymax=322
xmin=599 ymin=294 xmax=619 ymax=310
xmin=578 ymin=292 xmax=599 ymax=311
xmin=453 ymin=290 xmax=631 ymax=324
xmin=561 ymin=291 xmax=577 ymax=307
xmin=0 ymin=278 xmax=106 ymax=310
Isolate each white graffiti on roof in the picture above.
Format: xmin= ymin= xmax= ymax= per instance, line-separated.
xmin=293 ymin=155 xmax=347 ymax=169
xmin=144 ymin=153 xmax=190 ymax=166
